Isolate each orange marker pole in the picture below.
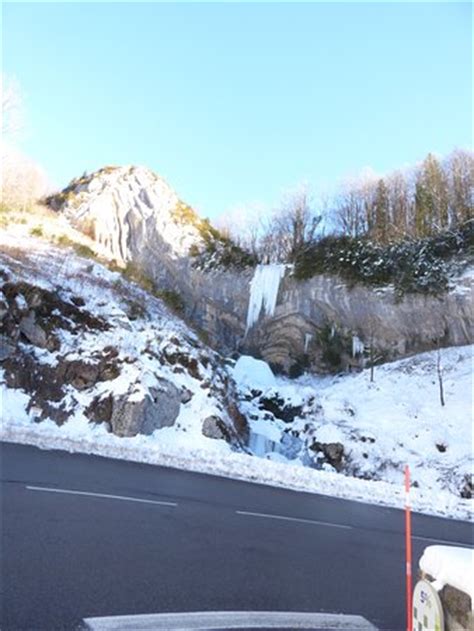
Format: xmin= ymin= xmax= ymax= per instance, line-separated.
xmin=405 ymin=465 xmax=413 ymax=631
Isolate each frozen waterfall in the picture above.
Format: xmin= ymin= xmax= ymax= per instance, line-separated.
xmin=245 ymin=264 xmax=286 ymax=333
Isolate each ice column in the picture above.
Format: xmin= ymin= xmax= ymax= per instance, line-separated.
xmin=246 ymin=264 xmax=286 ymax=333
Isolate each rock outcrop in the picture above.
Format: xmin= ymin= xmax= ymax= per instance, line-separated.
xmin=105 ymin=381 xmax=182 ymax=437
xmin=48 ymin=165 xmax=473 ymax=372
xmin=242 ymin=271 xmax=473 ymax=372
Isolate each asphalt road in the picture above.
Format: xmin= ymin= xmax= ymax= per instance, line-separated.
xmin=1 ymin=443 xmax=472 ymax=631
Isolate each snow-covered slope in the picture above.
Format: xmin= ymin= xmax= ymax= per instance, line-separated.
xmin=0 ymin=229 xmax=246 ymax=454
xmin=233 ymin=348 xmax=473 ymax=505
xmin=1 ymin=228 xmax=472 ymax=521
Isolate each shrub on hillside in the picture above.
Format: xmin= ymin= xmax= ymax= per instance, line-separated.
xmin=171 ymin=203 xmax=257 ymax=270
xmin=294 ymin=220 xmax=473 ymax=295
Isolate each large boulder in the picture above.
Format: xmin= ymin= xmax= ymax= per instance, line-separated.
xmin=0 ymin=335 xmax=15 ymax=361
xmin=108 ymin=380 xmax=181 ymax=437
xmin=310 ymin=440 xmax=345 ymax=471
xmin=202 ymin=415 xmax=230 ymax=441
xmin=19 ymin=311 xmax=48 ymax=348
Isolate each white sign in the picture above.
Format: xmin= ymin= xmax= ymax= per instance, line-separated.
xmin=413 ymin=579 xmax=444 ymax=631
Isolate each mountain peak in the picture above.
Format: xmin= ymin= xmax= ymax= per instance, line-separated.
xmin=45 ymin=165 xmax=204 ymax=263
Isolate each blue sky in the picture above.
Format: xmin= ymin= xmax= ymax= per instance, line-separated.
xmin=3 ymin=2 xmax=472 ymax=219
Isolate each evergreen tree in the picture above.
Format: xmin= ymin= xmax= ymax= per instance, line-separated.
xmin=414 ymin=154 xmax=449 ymax=236
xmin=387 ymin=171 xmax=412 ymax=238
xmin=448 ymin=149 xmax=474 ymax=225
xmin=372 ymin=178 xmax=390 ymax=242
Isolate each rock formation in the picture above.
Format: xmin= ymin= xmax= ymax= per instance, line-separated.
xmin=47 ymin=165 xmax=473 ymax=373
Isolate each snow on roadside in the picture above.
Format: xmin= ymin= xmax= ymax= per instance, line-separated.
xmin=229 ymin=348 xmax=473 ymax=520
xmin=420 ymin=546 xmax=474 ymax=600
xmin=1 ymin=398 xmax=472 ymax=522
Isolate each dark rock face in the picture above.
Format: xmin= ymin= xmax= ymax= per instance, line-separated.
xmin=0 ymin=335 xmax=15 ymax=360
xmin=2 ymin=352 xmax=65 ymax=406
xmin=421 ymin=572 xmax=473 ymax=631
xmin=162 ymin=348 xmax=202 ymax=380
xmin=440 ymin=583 xmax=473 ymax=631
xmin=310 ymin=441 xmax=345 ymax=471
xmin=1 ymin=281 xmax=109 ymax=335
xmin=61 ymin=355 xmax=121 ymax=391
xmin=19 ymin=312 xmax=48 ymax=348
xmin=460 ymin=474 xmax=473 ymax=499
xmin=226 ymin=400 xmax=249 ymax=443
xmin=0 ymin=279 xmax=114 ymax=425
xmin=86 ymin=394 xmax=113 ymax=428
xmin=258 ymin=395 xmax=303 ymax=423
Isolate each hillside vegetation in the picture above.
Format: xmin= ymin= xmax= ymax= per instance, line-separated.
xmin=294 ymin=219 xmax=473 ymax=295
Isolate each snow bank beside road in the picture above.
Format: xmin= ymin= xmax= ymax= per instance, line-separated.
xmin=420 ymin=546 xmax=474 ymax=600
xmin=1 ymin=409 xmax=472 ymax=521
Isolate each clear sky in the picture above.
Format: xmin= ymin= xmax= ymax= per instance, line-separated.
xmin=2 ymin=2 xmax=472 ymax=219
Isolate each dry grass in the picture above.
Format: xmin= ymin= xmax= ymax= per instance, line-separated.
xmin=0 ymin=201 xmax=114 ymax=265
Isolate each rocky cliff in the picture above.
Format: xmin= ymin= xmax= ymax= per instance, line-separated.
xmin=48 ymin=166 xmax=473 ymax=373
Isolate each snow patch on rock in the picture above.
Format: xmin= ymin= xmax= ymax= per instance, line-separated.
xmin=232 ymin=355 xmax=276 ymax=390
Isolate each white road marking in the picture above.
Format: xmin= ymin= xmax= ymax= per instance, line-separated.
xmin=83 ymin=610 xmax=378 ymax=630
xmin=413 ymin=534 xmax=473 ymax=547
xmin=236 ymin=509 xmax=352 ymax=530
xmin=26 ymin=485 xmax=177 ymax=507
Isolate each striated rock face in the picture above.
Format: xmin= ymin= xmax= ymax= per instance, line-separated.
xmin=192 ymin=266 xmax=472 ymax=373
xmin=242 ymin=272 xmax=473 ymax=372
xmin=51 ymin=165 xmax=203 ymax=265
xmin=50 ymin=165 xmax=473 ymax=372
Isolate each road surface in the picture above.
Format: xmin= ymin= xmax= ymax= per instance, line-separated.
xmin=1 ymin=442 xmax=472 ymax=630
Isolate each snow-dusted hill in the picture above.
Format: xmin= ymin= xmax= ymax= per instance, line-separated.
xmin=46 ymin=165 xmax=205 ymax=263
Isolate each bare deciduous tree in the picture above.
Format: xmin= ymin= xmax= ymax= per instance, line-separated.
xmin=1 ymin=147 xmax=49 ymax=210
xmin=332 ymin=172 xmax=379 ymax=238
xmin=1 ymin=75 xmax=24 ymax=141
xmin=386 ymin=169 xmax=413 ymax=238
xmin=445 ymin=149 xmax=474 ymax=225
xmin=1 ymin=77 xmax=49 ymax=210
xmin=260 ymin=186 xmax=322 ymax=262
xmin=436 ymin=343 xmax=445 ymax=407
xmin=215 ymin=204 xmax=264 ymax=259
xmin=328 ymin=150 xmax=472 ymax=242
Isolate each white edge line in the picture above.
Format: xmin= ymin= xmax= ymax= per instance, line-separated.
xmin=26 ymin=485 xmax=177 ymax=507
xmin=236 ymin=509 xmax=352 ymax=530
xmin=413 ymin=534 xmax=473 ymax=547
